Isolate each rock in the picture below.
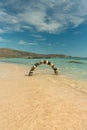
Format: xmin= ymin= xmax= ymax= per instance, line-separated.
xmin=68 ymin=60 xmax=84 ymax=64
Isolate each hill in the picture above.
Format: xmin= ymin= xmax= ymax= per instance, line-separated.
xmin=0 ymin=48 xmax=70 ymax=58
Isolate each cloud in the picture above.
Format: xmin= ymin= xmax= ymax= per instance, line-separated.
xmin=0 ymin=26 xmax=23 ymax=34
xmin=18 ymin=40 xmax=38 ymax=46
xmin=30 ymin=34 xmax=43 ymax=38
xmin=19 ymin=7 xmax=62 ymax=33
xmin=0 ymin=37 xmax=6 ymax=42
xmin=74 ymin=31 xmax=81 ymax=35
xmin=20 ymin=0 xmax=87 ymax=33
xmin=0 ymin=0 xmax=87 ymax=33
xmin=48 ymin=43 xmax=52 ymax=46
xmin=30 ymin=34 xmax=46 ymax=41
xmin=0 ymin=10 xmax=19 ymax=24
xmin=0 ymin=36 xmax=11 ymax=43
xmin=0 ymin=29 xmax=6 ymax=34
xmin=18 ymin=40 xmax=26 ymax=45
xmin=0 ymin=9 xmax=22 ymax=33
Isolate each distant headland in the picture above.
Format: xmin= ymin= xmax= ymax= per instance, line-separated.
xmin=0 ymin=48 xmax=71 ymax=58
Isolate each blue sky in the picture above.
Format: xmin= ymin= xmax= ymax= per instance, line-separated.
xmin=0 ymin=0 xmax=87 ymax=57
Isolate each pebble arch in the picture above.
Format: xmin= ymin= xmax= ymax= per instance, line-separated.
xmin=28 ymin=60 xmax=58 ymax=76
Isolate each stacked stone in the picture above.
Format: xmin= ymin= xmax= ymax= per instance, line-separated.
xmin=28 ymin=60 xmax=58 ymax=76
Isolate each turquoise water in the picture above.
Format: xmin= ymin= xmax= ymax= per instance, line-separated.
xmin=0 ymin=58 xmax=87 ymax=81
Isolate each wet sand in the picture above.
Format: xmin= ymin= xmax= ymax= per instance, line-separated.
xmin=0 ymin=63 xmax=87 ymax=130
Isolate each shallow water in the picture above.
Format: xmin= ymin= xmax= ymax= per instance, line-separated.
xmin=0 ymin=57 xmax=87 ymax=81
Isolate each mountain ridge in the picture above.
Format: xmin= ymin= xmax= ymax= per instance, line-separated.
xmin=0 ymin=48 xmax=71 ymax=58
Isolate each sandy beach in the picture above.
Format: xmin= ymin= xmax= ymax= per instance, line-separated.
xmin=0 ymin=63 xmax=87 ymax=130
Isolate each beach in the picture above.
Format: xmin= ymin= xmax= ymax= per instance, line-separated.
xmin=0 ymin=63 xmax=87 ymax=130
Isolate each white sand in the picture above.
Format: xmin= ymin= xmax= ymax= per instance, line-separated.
xmin=0 ymin=63 xmax=87 ymax=130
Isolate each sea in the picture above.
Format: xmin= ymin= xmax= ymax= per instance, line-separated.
xmin=0 ymin=57 xmax=87 ymax=81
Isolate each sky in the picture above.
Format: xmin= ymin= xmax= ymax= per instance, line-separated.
xmin=0 ymin=0 xmax=87 ymax=57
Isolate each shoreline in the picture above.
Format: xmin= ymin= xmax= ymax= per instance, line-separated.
xmin=0 ymin=61 xmax=87 ymax=89
xmin=0 ymin=63 xmax=87 ymax=130
xmin=0 ymin=57 xmax=87 ymax=82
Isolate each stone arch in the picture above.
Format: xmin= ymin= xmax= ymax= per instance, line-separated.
xmin=28 ymin=60 xmax=58 ymax=76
